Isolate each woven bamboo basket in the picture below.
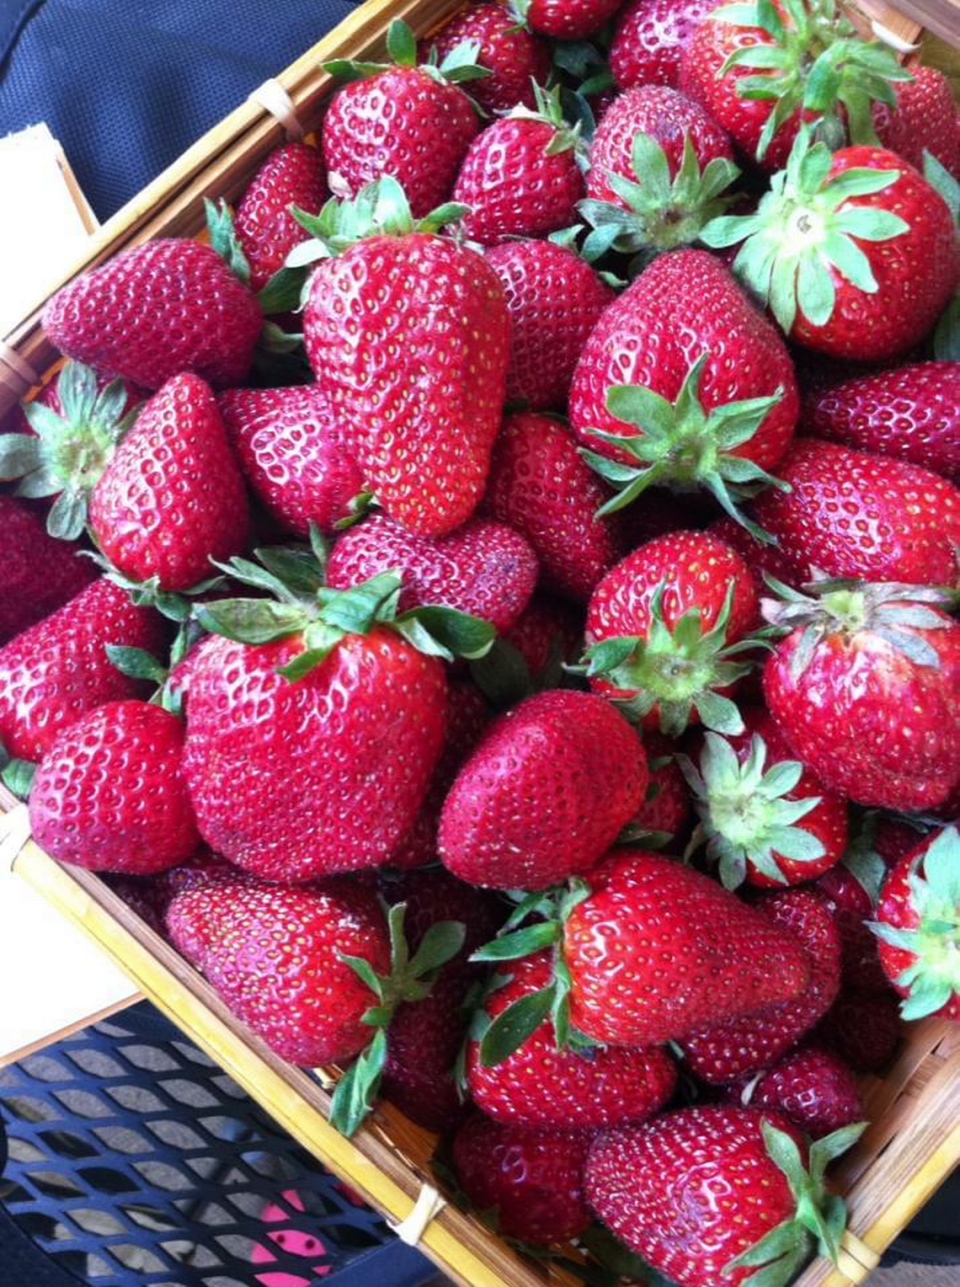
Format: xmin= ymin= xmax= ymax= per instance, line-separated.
xmin=3 ymin=0 xmax=960 ymax=1281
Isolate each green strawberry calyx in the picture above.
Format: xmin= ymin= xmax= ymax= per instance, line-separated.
xmin=708 ymin=0 xmax=911 ymax=161
xmin=106 ymin=618 xmax=206 ymax=718
xmin=725 ymin=1119 xmax=867 ymax=1286
xmin=580 ymin=580 xmax=758 ymax=738
xmin=581 ymin=352 xmax=787 ymax=544
xmin=0 ymin=362 xmax=138 ymax=540
xmin=507 ymin=83 xmax=588 ymax=167
xmin=194 ymin=526 xmax=496 ymax=679
xmin=579 ymin=132 xmax=742 ymax=264
xmin=331 ymin=900 xmax=466 ymax=1135
xmin=870 ymin=826 xmax=960 ymax=1020
xmin=700 ymin=125 xmax=909 ymax=336
xmin=325 ymin=18 xmax=490 ymax=89
xmin=0 ymin=738 xmax=36 ymax=801
xmin=678 ymin=731 xmax=825 ymax=888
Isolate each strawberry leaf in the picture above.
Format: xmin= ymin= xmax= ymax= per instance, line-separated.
xmin=328 ymin=1027 xmax=388 ymax=1136
xmin=479 ymin=984 xmax=556 ymax=1067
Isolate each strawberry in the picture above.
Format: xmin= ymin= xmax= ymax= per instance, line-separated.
xmin=155 ymin=846 xmax=236 ymax=909
xmin=762 ymin=579 xmax=960 ymax=810
xmin=218 ymin=386 xmax=363 ymax=537
xmin=563 ymin=848 xmax=811 ymax=1046
xmin=234 ymin=142 xmax=328 ymax=292
xmin=466 ymin=950 xmax=677 ymax=1129
xmin=439 ymin=689 xmax=648 ymax=889
xmin=28 ymin=700 xmax=199 ymax=875
xmin=872 ymin=826 xmax=960 ymax=1021
xmin=104 ymin=874 xmax=168 ymax=937
xmin=452 ymin=1114 xmax=592 ymax=1244
xmin=728 ymin=1044 xmax=863 ymax=1140
xmin=381 ymin=966 xmax=473 ymax=1131
xmin=0 ymin=578 xmax=166 ymax=763
xmin=1 ymin=361 xmax=143 ymax=443
xmin=514 ymin=0 xmax=623 ymax=40
xmin=874 ymin=816 xmax=928 ymax=866
xmin=679 ymin=707 xmax=848 ymax=888
xmin=610 ymin=0 xmax=716 ymax=90
xmin=378 ymin=865 xmax=506 ymax=960
xmin=420 ymin=2 xmax=550 ymax=113
xmin=484 ymin=239 xmax=615 ymax=411
xmin=626 ymin=731 xmax=691 ymax=843
xmin=302 ymin=180 xmax=510 ymax=538
xmin=680 ymin=888 xmax=841 ymax=1083
xmin=586 ymin=1106 xmax=864 ymax=1287
xmin=802 ymin=361 xmax=960 ymax=480
xmin=816 ymin=988 xmax=900 ymax=1072
xmin=502 ymin=597 xmax=584 ymax=678
xmin=874 ymin=66 xmax=960 ymax=177
xmin=0 ymin=496 xmax=96 ymax=644
xmin=483 ymin=412 xmax=624 ymax=602
xmin=453 ymin=86 xmax=586 ymax=245
xmin=815 ymin=842 xmax=889 ymax=995
xmin=327 ymin=514 xmax=537 ymax=633
xmin=583 ymin=530 xmax=760 ymax=737
xmin=708 ymin=516 xmax=802 ymax=594
xmin=752 ymin=441 xmax=960 ymax=587
xmin=703 ymin=132 xmax=960 ymax=362
xmin=321 ymin=20 xmax=482 ymax=219
xmin=568 ymin=250 xmax=798 ymax=536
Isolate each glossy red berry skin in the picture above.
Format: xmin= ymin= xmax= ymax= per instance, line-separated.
xmin=874 ymin=66 xmax=960 ymax=177
xmin=421 ymin=2 xmax=550 ymax=113
xmin=814 ymin=864 xmax=888 ymax=995
xmin=610 ymin=0 xmax=716 ymax=89
xmin=234 ymin=142 xmax=328 ymax=292
xmin=525 ymin=0 xmax=623 ymax=38
xmin=816 ymin=989 xmax=901 ymax=1073
xmin=728 ymin=1044 xmax=863 ymax=1140
xmin=0 ymin=496 xmax=97 ymax=645
xmin=707 ymin=517 xmax=802 ymax=594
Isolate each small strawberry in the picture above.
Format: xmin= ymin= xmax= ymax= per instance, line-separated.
xmin=680 ymin=888 xmax=841 ymax=1083
xmin=815 ymin=832 xmax=889 ymax=995
xmin=610 ymin=0 xmax=716 ymax=90
xmin=327 ymin=513 xmax=537 ymax=633
xmin=439 ymin=689 xmax=648 ymax=889
xmin=586 ymin=1106 xmax=864 ymax=1287
xmin=502 ymin=597 xmax=584 ymax=679
xmin=513 ymin=0 xmax=623 ymax=40
xmin=816 ymin=988 xmax=901 ymax=1072
xmin=729 ymin=1044 xmax=863 ymax=1140
xmin=452 ymin=1114 xmax=592 ymax=1244
xmin=0 ymin=496 xmax=96 ymax=645
xmin=803 ymin=361 xmax=960 ymax=481
xmin=485 ymin=239 xmax=615 ymax=411
xmin=104 ymin=874 xmax=168 ymax=937
xmin=378 ymin=865 xmax=506 ymax=960
xmin=28 ymin=700 xmax=199 ymax=875
xmin=583 ymin=530 xmax=760 ymax=737
xmin=381 ymin=966 xmax=473 ymax=1131
xmin=874 ymin=66 xmax=960 ymax=177
xmin=625 ymin=731 xmax=691 ymax=844
xmin=483 ymin=411 xmax=624 ymax=602
xmin=421 ymin=2 xmax=550 ymax=113
xmin=234 ymin=142 xmax=328 ymax=292
xmin=453 ymin=85 xmax=586 ymax=245
xmin=762 ymin=579 xmax=960 ymax=810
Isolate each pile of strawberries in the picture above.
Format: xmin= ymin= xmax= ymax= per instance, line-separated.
xmin=2 ymin=0 xmax=960 ymax=1282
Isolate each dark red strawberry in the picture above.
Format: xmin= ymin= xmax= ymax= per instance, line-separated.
xmin=439 ymin=689 xmax=648 ymax=889
xmin=234 ymin=142 xmax=328 ymax=292
xmin=452 ymin=1113 xmax=592 ymax=1244
xmin=29 ymin=700 xmax=199 ymax=874
xmin=327 ymin=514 xmax=537 ymax=633
xmin=421 ymin=2 xmax=550 ymax=113
xmin=874 ymin=66 xmax=960 ymax=177
xmin=378 ymin=865 xmax=505 ymax=960
xmin=502 ymin=597 xmax=584 ymax=679
xmin=0 ymin=496 xmax=96 ymax=645
xmin=708 ymin=516 xmax=802 ymax=594
xmin=815 ymin=849 xmax=889 ymax=995
xmin=381 ymin=966 xmax=472 ymax=1131
xmin=155 ymin=846 xmax=236 ymax=909
xmin=874 ymin=817 xmax=927 ymax=866
xmin=485 ymin=239 xmax=615 ymax=411
xmin=728 ymin=1044 xmax=863 ymax=1140
xmin=104 ymin=874 xmax=168 ymax=937
xmin=610 ymin=0 xmax=715 ymax=90
xmin=627 ymin=730 xmax=690 ymax=843
xmin=816 ymin=988 xmax=901 ymax=1072
xmin=516 ymin=0 xmax=622 ymax=39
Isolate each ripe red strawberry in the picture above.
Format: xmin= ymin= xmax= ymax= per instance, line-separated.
xmin=815 ymin=854 xmax=889 ymax=995
xmin=680 ymin=707 xmax=848 ymax=889
xmin=610 ymin=0 xmax=715 ymax=90
xmin=466 ymin=950 xmax=677 ymax=1129
xmin=752 ymin=440 xmax=960 ymax=587
xmin=704 ymin=134 xmax=960 ymax=361
xmin=381 ymin=966 xmax=472 ymax=1131
xmin=0 ymin=578 xmax=166 ymax=763
xmin=453 ymin=86 xmax=586 ymax=245
xmin=502 ymin=597 xmax=584 ymax=679
xmin=816 ymin=988 xmax=900 ymax=1072
xmin=439 ymin=689 xmax=648 ymax=889
xmin=327 ymin=514 xmax=537 ymax=633
xmin=584 ymin=530 xmax=760 ymax=737
xmin=155 ymin=846 xmax=236 ymax=909
xmin=234 ymin=142 xmax=328 ymax=292
xmin=483 ymin=412 xmax=624 ymax=602
xmin=586 ymin=1106 xmax=863 ymax=1287
xmin=875 ymin=817 xmax=928 ymax=865
xmin=105 ymin=874 xmax=169 ymax=937
xmin=28 ymin=700 xmax=199 ymax=874
xmin=43 ymin=238 xmax=262 ymax=390
xmin=873 ymin=826 xmax=960 ymax=1020
xmin=681 ymin=888 xmax=841 ymax=1083
xmin=707 ymin=516 xmax=802 ymax=594
xmin=421 ymin=2 xmax=550 ymax=113
xmin=379 ymin=865 xmax=506 ymax=960
xmin=302 ymin=182 xmax=509 ymax=537
xmin=516 ymin=0 xmax=622 ymax=39
xmin=874 ymin=66 xmax=960 ymax=177
xmin=321 ymin=20 xmax=481 ymax=219
xmin=564 ymin=848 xmax=811 ymax=1046
xmin=568 ymin=250 xmax=798 ymax=532
xmin=0 ymin=496 xmax=96 ymax=645
xmin=803 ymin=362 xmax=960 ymax=481
xmin=452 ymin=1114 xmax=592 ymax=1244
xmin=728 ymin=1044 xmax=863 ymax=1140
xmin=218 ymin=386 xmax=363 ymax=537
xmin=762 ymin=580 xmax=960 ymax=810
xmin=485 ymin=239 xmax=615 ymax=411
xmin=627 ymin=731 xmax=691 ymax=842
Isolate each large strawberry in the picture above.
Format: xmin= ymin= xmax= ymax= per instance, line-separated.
xmin=874 ymin=66 xmax=960 ymax=177
xmin=586 ymin=1106 xmax=864 ymax=1287
xmin=28 ymin=700 xmax=199 ymax=875
xmin=568 ymin=250 xmax=798 ymax=536
xmin=234 ymin=142 xmax=328 ymax=292
xmin=301 ymin=179 xmax=510 ymax=537
xmin=327 ymin=513 xmax=537 ymax=634
xmin=485 ymin=239 xmax=614 ymax=411
xmin=0 ymin=496 xmax=96 ymax=644
xmin=702 ymin=130 xmax=960 ymax=361
xmin=803 ymin=362 xmax=960 ymax=480
xmin=762 ymin=579 xmax=960 ymax=811
xmin=513 ymin=0 xmax=623 ymax=40
xmin=583 ymin=530 xmax=760 ymax=737
xmin=728 ymin=1044 xmax=863 ymax=1140
xmin=420 ymin=2 xmax=550 ymax=113
xmin=321 ymin=20 xmax=483 ymax=218
xmin=610 ymin=0 xmax=716 ymax=90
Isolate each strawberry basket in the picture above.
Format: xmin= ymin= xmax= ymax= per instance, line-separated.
xmin=3 ymin=0 xmax=960 ymax=1284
